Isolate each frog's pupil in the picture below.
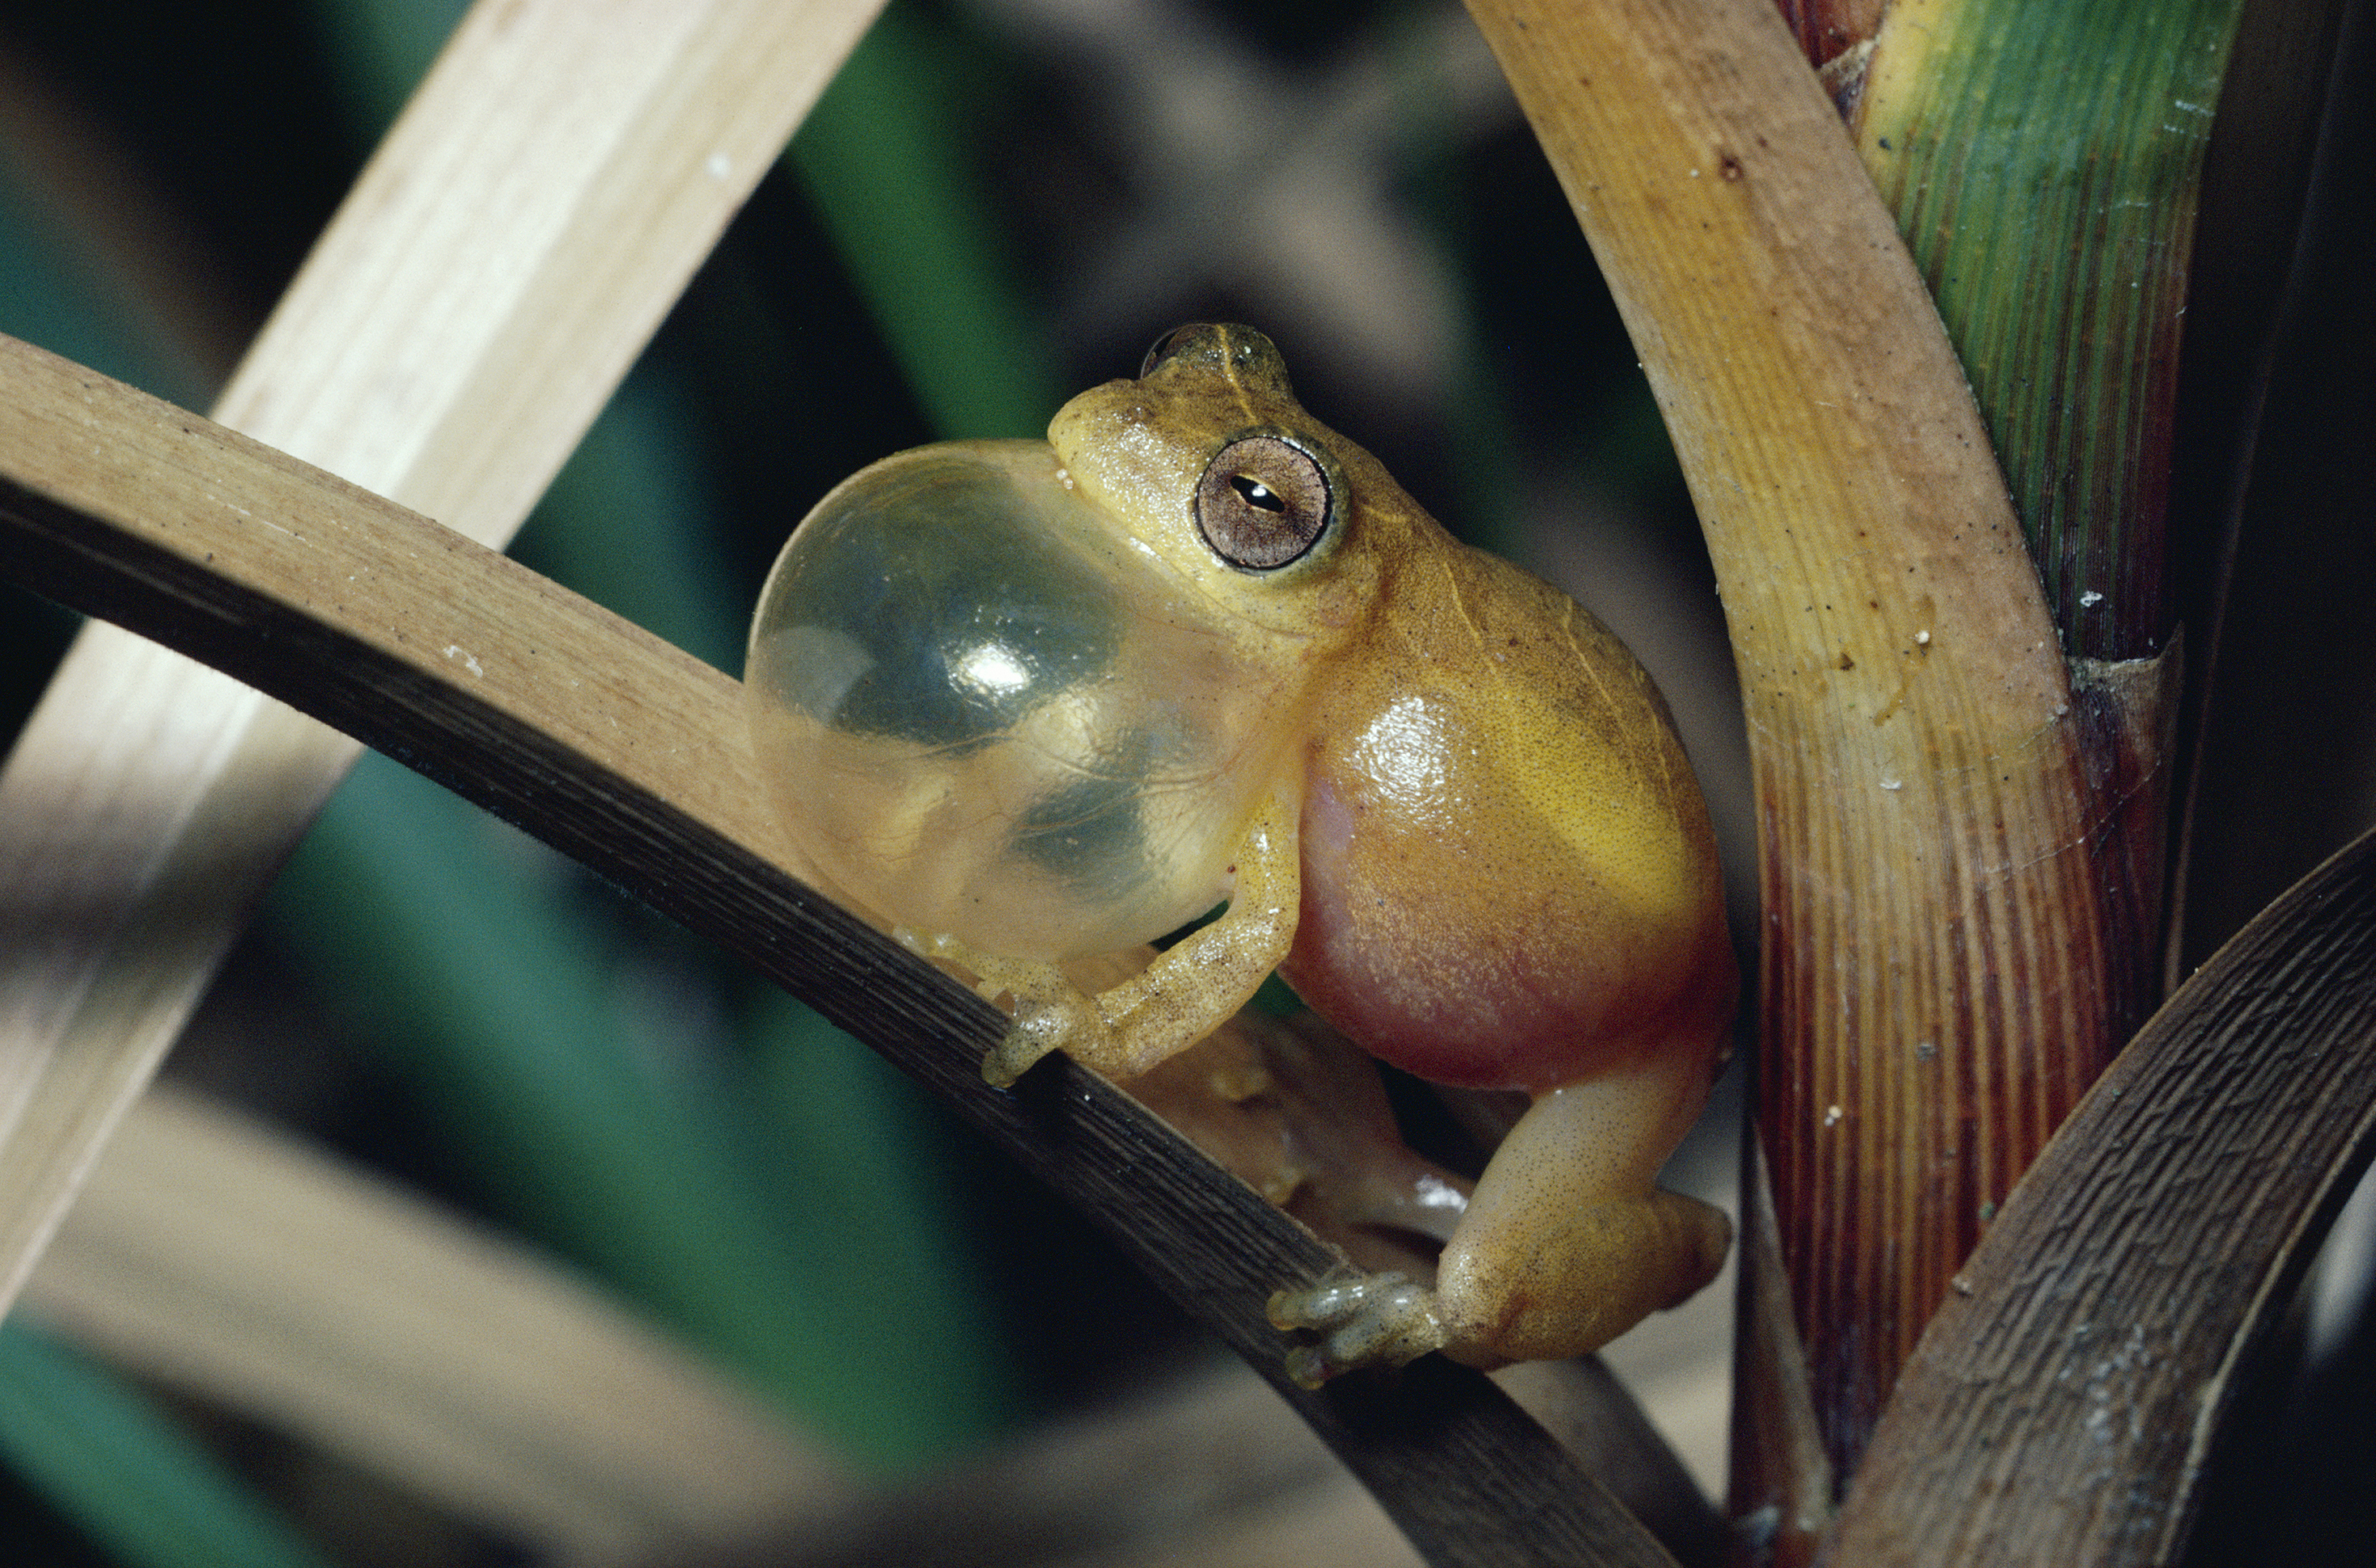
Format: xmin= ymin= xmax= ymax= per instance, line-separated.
xmin=1233 ymin=475 xmax=1283 ymax=512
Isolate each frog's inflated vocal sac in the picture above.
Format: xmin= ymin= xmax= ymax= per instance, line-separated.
xmin=747 ymin=325 xmax=1735 ymax=1383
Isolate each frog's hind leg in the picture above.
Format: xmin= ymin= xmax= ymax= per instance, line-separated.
xmin=925 ymin=785 xmax=1303 ymax=1087
xmin=1270 ymin=1048 xmax=1727 ymax=1383
xmin=1430 ymin=1060 xmax=1730 ymax=1365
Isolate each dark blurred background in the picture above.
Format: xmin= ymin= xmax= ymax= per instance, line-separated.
xmin=0 ymin=1 xmax=2366 ymax=1563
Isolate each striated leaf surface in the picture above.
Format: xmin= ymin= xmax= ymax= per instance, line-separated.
xmin=1468 ymin=0 xmax=2147 ymax=1513
xmin=1747 ymin=0 xmax=2250 ymax=1478
xmin=1855 ymin=0 xmax=2245 ymax=663
xmin=1831 ymin=825 xmax=2376 ymax=1566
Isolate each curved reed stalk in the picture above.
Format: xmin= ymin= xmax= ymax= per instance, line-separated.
xmin=1465 ymin=0 xmax=2137 ymax=1516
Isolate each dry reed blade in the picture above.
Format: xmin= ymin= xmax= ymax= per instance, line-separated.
xmin=1829 ymin=825 xmax=2376 ymax=1566
xmin=0 ymin=0 xmax=885 ymax=1315
xmin=23 ymin=1086 xmax=845 ymax=1564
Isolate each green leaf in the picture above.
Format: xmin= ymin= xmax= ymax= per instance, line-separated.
xmin=790 ymin=2 xmax=1064 ymax=441
xmin=0 ymin=1322 xmax=334 ymax=1568
xmin=274 ymin=755 xmax=1012 ymax=1470
xmin=1857 ymin=0 xmax=2246 ymax=659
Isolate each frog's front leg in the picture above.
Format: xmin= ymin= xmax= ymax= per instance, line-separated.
xmin=1269 ymin=1047 xmax=1729 ymax=1385
xmin=919 ymin=786 xmax=1303 ymax=1088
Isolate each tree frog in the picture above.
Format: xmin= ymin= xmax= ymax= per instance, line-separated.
xmin=746 ymin=325 xmax=1735 ymax=1383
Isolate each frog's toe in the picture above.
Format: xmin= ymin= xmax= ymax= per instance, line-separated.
xmin=980 ymin=1024 xmax=1059 ymax=1088
xmin=972 ymin=968 xmax=1102 ymax=1086
xmin=1268 ymin=1272 xmax=1448 ymax=1386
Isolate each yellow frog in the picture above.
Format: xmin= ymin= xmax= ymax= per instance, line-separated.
xmin=745 ymin=325 xmax=1734 ymax=1383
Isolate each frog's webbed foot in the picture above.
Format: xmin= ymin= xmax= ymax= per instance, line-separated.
xmin=1268 ymin=1272 xmax=1451 ymax=1387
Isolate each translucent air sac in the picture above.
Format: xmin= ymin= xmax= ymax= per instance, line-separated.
xmin=746 ymin=441 xmax=1296 ymax=960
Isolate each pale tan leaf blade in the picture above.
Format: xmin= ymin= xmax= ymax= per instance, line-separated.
xmin=23 ymin=1085 xmax=847 ymax=1565
xmin=0 ymin=0 xmax=887 ymax=1313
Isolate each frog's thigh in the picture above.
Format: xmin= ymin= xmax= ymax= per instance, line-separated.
xmin=1432 ymin=1056 xmax=1731 ymax=1367
xmin=975 ymin=786 xmax=1302 ymax=1086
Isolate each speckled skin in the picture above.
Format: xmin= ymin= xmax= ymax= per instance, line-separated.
xmin=748 ymin=325 xmax=1735 ymax=1379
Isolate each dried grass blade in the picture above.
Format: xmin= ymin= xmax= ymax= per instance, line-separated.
xmin=22 ymin=1085 xmax=844 ymax=1563
xmin=1830 ymin=825 xmax=2376 ymax=1566
xmin=0 ymin=0 xmax=885 ymax=1313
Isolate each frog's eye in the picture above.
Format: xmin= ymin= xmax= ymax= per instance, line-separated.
xmin=1195 ymin=436 xmax=1331 ymax=570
